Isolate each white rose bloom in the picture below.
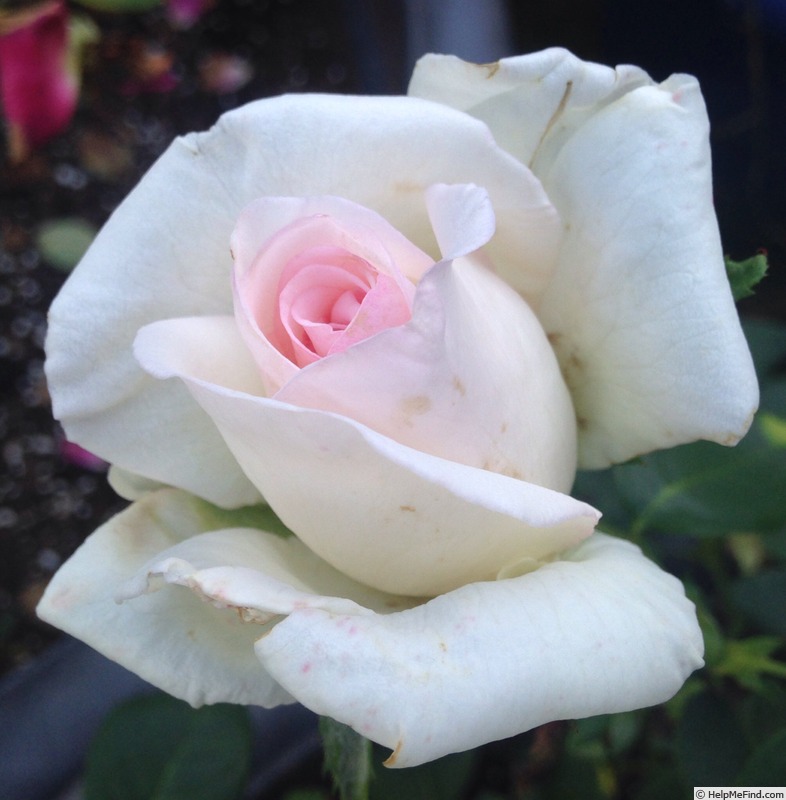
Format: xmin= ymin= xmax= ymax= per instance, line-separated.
xmin=39 ymin=49 xmax=756 ymax=767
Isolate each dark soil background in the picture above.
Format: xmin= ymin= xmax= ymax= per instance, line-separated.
xmin=1 ymin=0 xmax=784 ymax=677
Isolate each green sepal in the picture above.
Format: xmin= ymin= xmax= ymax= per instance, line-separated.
xmin=190 ymin=496 xmax=296 ymax=539
xmin=725 ymin=252 xmax=768 ymax=301
xmin=319 ymin=717 xmax=373 ymax=800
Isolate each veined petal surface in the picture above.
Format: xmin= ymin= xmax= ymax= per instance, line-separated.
xmin=256 ymin=533 xmax=704 ymax=767
xmin=408 ymin=49 xmax=651 ymax=169
xmin=536 ymin=76 xmax=758 ymax=465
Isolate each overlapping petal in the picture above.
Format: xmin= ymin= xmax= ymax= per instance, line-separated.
xmin=409 ymin=50 xmax=758 ymax=466
xmin=45 ymin=93 xmax=559 ymax=509
xmin=408 ymin=49 xmax=650 ymax=170
xmin=36 ymin=489 xmax=292 ymax=707
xmin=255 ymin=533 xmax=704 ymax=767
xmin=536 ymin=77 xmax=759 ymax=465
xmin=134 ymin=309 xmax=597 ymax=596
xmin=231 ymin=195 xmax=429 ymax=393
xmin=276 ymin=186 xmax=577 ymax=494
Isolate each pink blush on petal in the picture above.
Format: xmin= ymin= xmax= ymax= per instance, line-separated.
xmin=232 ymin=199 xmax=430 ymax=390
xmin=328 ymin=273 xmax=412 ymax=355
xmin=277 ymin=245 xmax=412 ymax=366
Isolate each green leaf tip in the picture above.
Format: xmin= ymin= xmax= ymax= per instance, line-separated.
xmin=725 ymin=252 xmax=768 ymax=301
xmin=319 ymin=717 xmax=373 ymax=800
xmin=759 ymin=412 xmax=786 ymax=448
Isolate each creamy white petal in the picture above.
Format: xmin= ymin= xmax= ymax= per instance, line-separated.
xmin=255 ymin=532 xmax=704 ymax=767
xmin=134 ymin=318 xmax=599 ymax=597
xmin=536 ymin=76 xmax=758 ymax=466
xmin=37 ymin=489 xmax=292 ymax=707
xmin=108 ymin=465 xmax=170 ymax=501
xmin=45 ymin=94 xmax=558 ymax=507
xmin=408 ymin=49 xmax=651 ymax=172
xmin=119 ymin=529 xmax=419 ymax=620
xmin=411 ymin=51 xmax=758 ymax=465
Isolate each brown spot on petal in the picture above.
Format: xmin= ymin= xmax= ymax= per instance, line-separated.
xmin=478 ymin=61 xmax=500 ymax=78
xmin=394 ymin=180 xmax=421 ymax=194
xmin=577 ymin=416 xmax=589 ymax=431
xmin=452 ymin=376 xmax=466 ymax=396
xmin=384 ymin=739 xmax=404 ymax=767
xmin=400 ymin=505 xmax=416 ymax=512
xmin=401 ymin=395 xmax=432 ymax=416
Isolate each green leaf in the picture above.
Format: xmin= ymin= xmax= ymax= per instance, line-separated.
xmin=742 ymin=318 xmax=786 ymax=378
xmin=735 ymin=727 xmax=786 ymax=786
xmin=632 ymin=768 xmax=686 ymax=800
xmin=319 ymin=717 xmax=372 ymax=800
xmin=760 ymin=528 xmax=786 ymax=562
xmin=676 ymin=690 xmax=747 ymax=787
xmin=370 ymin=748 xmax=477 ymax=800
xmin=72 ymin=0 xmax=162 ymax=12
xmin=36 ymin=218 xmax=97 ymax=272
xmin=731 ymin=570 xmax=786 ymax=636
xmin=547 ymin=752 xmax=607 ymax=800
xmin=714 ymin=636 xmax=786 ymax=691
xmin=759 ymin=412 xmax=786 ymax=448
xmin=725 ymin=252 xmax=768 ymax=301
xmin=613 ymin=415 xmax=786 ymax=538
xmin=739 ymin=679 xmax=786 ymax=746
xmin=84 ymin=694 xmax=252 ymax=800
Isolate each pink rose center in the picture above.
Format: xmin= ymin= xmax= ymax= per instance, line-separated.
xmin=233 ymin=207 xmax=426 ymax=377
xmin=277 ymin=244 xmax=411 ymax=367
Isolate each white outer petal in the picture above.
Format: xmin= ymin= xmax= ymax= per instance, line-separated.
xmin=36 ymin=489 xmax=292 ymax=708
xmin=119 ymin=529 xmax=418 ymax=621
xmin=408 ymin=49 xmax=651 ymax=168
xmin=255 ymin=532 xmax=704 ymax=767
xmin=45 ymin=93 xmax=558 ymax=507
xmin=537 ymin=77 xmax=758 ymax=465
